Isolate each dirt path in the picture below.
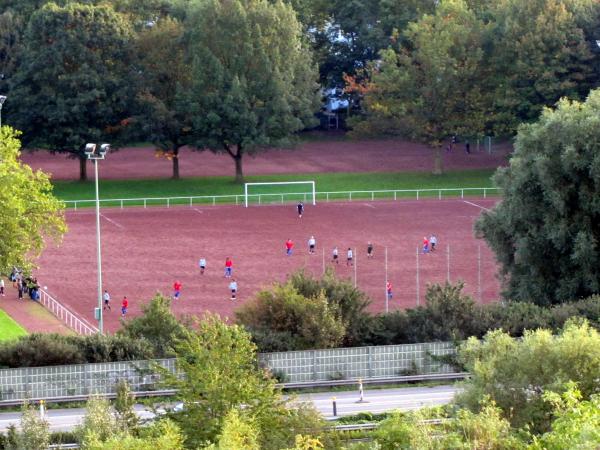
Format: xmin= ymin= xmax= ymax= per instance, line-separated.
xmin=1 ymin=283 xmax=73 ymax=335
xmin=20 ymin=136 xmax=511 ymax=180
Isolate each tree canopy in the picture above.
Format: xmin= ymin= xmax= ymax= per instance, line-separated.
xmin=182 ymin=0 xmax=320 ymax=182
xmin=349 ymin=0 xmax=490 ymax=174
xmin=163 ymin=314 xmax=281 ymax=447
xmin=0 ymin=127 xmax=66 ymax=275
xmin=7 ymin=2 xmax=134 ymax=180
xmin=458 ymin=320 xmax=600 ymax=432
xmin=476 ymin=89 xmax=600 ymax=304
xmin=130 ymin=16 xmax=192 ymax=179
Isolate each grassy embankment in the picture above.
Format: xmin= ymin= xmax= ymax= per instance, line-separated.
xmin=0 ymin=309 xmax=27 ymax=342
xmin=52 ymin=169 xmax=497 ymax=206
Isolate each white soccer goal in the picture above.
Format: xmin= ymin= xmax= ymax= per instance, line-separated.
xmin=244 ymin=181 xmax=316 ymax=207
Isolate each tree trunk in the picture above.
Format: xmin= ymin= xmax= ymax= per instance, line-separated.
xmin=172 ymin=147 xmax=180 ymax=180
xmin=432 ymin=147 xmax=443 ymax=175
xmin=79 ymin=155 xmax=88 ymax=181
xmin=225 ymin=144 xmax=245 ymax=183
xmin=234 ymin=153 xmax=244 ymax=184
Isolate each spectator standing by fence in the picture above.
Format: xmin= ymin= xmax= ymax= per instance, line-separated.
xmin=386 ymin=281 xmax=393 ymax=300
xmin=347 ymin=248 xmax=353 ymax=266
xmin=0 ymin=278 xmax=4 ymax=296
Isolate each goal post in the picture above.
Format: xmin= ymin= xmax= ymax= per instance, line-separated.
xmin=244 ymin=181 xmax=316 ymax=207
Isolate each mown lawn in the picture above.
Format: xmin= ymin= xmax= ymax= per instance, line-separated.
xmin=52 ymin=169 xmax=497 ymax=202
xmin=0 ymin=309 xmax=27 ymax=341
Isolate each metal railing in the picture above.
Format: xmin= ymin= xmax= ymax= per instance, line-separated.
xmin=0 ymin=373 xmax=468 ymax=406
xmin=62 ymin=188 xmax=501 ymax=210
xmin=38 ymin=289 xmax=98 ymax=335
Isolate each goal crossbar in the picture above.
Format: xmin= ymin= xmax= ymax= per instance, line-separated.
xmin=244 ymin=181 xmax=316 ymax=207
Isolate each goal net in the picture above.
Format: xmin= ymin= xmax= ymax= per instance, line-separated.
xmin=244 ymin=181 xmax=316 ymax=207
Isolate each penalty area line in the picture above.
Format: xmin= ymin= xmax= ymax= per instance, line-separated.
xmin=100 ymin=214 xmax=125 ymax=229
xmin=462 ymin=200 xmax=491 ymax=212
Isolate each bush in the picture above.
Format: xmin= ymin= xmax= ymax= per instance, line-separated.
xmin=236 ymin=281 xmax=346 ymax=351
xmin=365 ymin=285 xmax=600 ymax=348
xmin=0 ymin=334 xmax=85 ymax=368
xmin=289 ymin=269 xmax=371 ymax=346
xmin=483 ymin=301 xmax=552 ymax=336
xmin=117 ymin=294 xmax=191 ymax=358
xmin=0 ymin=333 xmax=153 ymax=369
xmin=76 ymin=334 xmax=154 ymax=363
xmin=405 ymin=281 xmax=488 ymax=342
xmin=458 ymin=320 xmax=600 ymax=432
xmin=357 ymin=311 xmax=411 ymax=346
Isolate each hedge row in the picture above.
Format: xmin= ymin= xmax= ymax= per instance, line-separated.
xmin=237 ymin=272 xmax=600 ymax=352
xmin=1 ymin=278 xmax=598 ymax=367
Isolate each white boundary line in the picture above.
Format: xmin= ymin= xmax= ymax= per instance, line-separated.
xmin=100 ymin=214 xmax=125 ymax=229
xmin=463 ymin=200 xmax=491 ymax=212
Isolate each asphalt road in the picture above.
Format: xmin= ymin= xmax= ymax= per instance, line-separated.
xmin=0 ymin=385 xmax=460 ymax=432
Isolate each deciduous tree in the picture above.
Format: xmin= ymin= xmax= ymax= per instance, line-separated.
xmin=8 ymin=2 xmax=134 ymax=180
xmin=163 ymin=314 xmax=280 ymax=447
xmin=349 ymin=0 xmax=490 ymax=174
xmin=15 ymin=401 xmax=50 ymax=450
xmin=131 ymin=17 xmax=192 ymax=179
xmin=476 ymin=89 xmax=600 ymax=304
xmin=486 ymin=0 xmax=598 ymax=133
xmin=458 ymin=320 xmax=600 ymax=432
xmin=0 ymin=128 xmax=66 ymax=275
xmin=183 ymin=0 xmax=319 ymax=183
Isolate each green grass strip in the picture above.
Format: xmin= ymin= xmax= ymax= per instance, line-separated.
xmin=0 ymin=309 xmax=28 ymax=341
xmin=52 ymin=169 xmax=497 ymax=205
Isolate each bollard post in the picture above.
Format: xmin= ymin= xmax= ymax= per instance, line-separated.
xmin=332 ymin=397 xmax=337 ymax=417
xmin=356 ymin=378 xmax=368 ymax=403
xmin=39 ymin=400 xmax=45 ymax=419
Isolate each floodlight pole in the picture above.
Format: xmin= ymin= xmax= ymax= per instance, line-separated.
xmin=86 ymin=143 xmax=109 ymax=334
xmin=0 ymin=95 xmax=7 ymax=128
xmin=93 ymin=158 xmax=103 ymax=334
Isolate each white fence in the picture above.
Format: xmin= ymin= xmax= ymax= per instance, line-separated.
xmin=38 ymin=289 xmax=99 ymax=335
xmin=63 ymin=187 xmax=501 ymax=210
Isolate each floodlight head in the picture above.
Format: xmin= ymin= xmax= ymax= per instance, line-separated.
xmin=0 ymin=95 xmax=6 ymax=105
xmin=85 ymin=143 xmax=97 ymax=156
xmin=99 ymin=143 xmax=110 ymax=156
xmin=596 ymin=40 xmax=600 ymax=49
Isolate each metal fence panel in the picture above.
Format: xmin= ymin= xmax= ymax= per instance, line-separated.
xmin=258 ymin=342 xmax=456 ymax=383
xmin=0 ymin=359 xmax=176 ymax=402
xmin=0 ymin=343 xmax=456 ymax=402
